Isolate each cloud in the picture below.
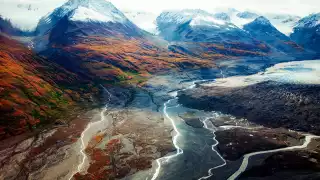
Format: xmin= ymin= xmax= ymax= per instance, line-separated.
xmin=0 ymin=0 xmax=318 ymax=30
xmin=109 ymin=0 xmax=319 ymax=16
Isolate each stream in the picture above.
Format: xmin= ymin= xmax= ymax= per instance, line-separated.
xmin=68 ymin=86 xmax=113 ymax=179
xmin=228 ymin=135 xmax=320 ymax=180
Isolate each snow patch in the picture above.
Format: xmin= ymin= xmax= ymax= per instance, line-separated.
xmin=36 ymin=0 xmax=128 ymax=34
xmin=190 ymin=15 xmax=226 ymax=27
xmin=295 ymin=13 xmax=320 ymax=28
xmin=71 ymin=6 xmax=115 ymax=22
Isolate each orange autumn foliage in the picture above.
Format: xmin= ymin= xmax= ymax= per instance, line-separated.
xmin=57 ymin=36 xmax=214 ymax=82
xmin=0 ymin=35 xmax=92 ymax=139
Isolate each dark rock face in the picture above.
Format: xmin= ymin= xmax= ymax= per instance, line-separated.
xmin=239 ymin=150 xmax=320 ymax=180
xmin=291 ymin=25 xmax=320 ymax=52
xmin=215 ymin=128 xmax=303 ymax=161
xmin=290 ymin=13 xmax=320 ymax=53
xmin=178 ymin=81 xmax=320 ymax=134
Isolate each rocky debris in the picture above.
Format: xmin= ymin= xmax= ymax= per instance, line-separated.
xmin=74 ymin=109 xmax=174 ymax=179
xmin=178 ymin=81 xmax=320 ymax=135
xmin=215 ymin=128 xmax=304 ymax=161
xmin=208 ymin=113 xmax=255 ymax=128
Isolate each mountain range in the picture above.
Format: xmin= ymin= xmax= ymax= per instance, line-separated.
xmin=0 ymin=0 xmax=319 ymax=139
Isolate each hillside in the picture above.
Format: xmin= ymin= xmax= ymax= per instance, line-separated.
xmin=0 ymin=34 xmax=97 ymax=139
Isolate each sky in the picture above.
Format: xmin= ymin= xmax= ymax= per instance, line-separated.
xmin=0 ymin=0 xmax=319 ymax=30
xmin=109 ymin=0 xmax=320 ymax=16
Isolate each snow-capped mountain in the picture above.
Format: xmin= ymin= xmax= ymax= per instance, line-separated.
xmin=294 ymin=13 xmax=320 ymax=28
xmin=33 ymin=0 xmax=144 ymax=51
xmin=36 ymin=0 xmax=130 ymax=35
xmin=155 ymin=9 xmax=276 ymax=58
xmin=123 ymin=11 xmax=159 ymax=35
xmin=291 ymin=13 xmax=320 ymax=52
xmin=156 ymin=9 xmax=243 ymax=42
xmin=211 ymin=8 xmax=301 ymax=36
xmin=244 ymin=16 xmax=303 ymax=53
xmin=157 ymin=9 xmax=228 ymax=27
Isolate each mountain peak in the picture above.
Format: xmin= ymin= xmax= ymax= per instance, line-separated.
xmin=253 ymin=16 xmax=272 ymax=25
xmin=36 ymin=0 xmax=128 ymax=34
xmin=63 ymin=0 xmax=126 ymax=23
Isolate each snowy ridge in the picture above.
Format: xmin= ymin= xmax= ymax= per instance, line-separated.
xmin=295 ymin=13 xmax=320 ymax=28
xmin=157 ymin=9 xmax=229 ymax=28
xmin=45 ymin=0 xmax=127 ymax=23
xmin=213 ymin=9 xmax=257 ymax=29
xmin=211 ymin=8 xmax=301 ymax=36
xmin=189 ymin=15 xmax=226 ymax=26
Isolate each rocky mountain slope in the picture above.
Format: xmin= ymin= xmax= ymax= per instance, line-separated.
xmin=155 ymin=9 xmax=314 ymax=58
xmin=34 ymin=0 xmax=214 ymax=85
xmin=156 ymin=9 xmax=271 ymax=58
xmin=243 ymin=16 xmax=304 ymax=54
xmin=291 ymin=13 xmax=320 ymax=52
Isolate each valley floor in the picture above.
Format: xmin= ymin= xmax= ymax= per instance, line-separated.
xmin=1 ymin=59 xmax=320 ymax=180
